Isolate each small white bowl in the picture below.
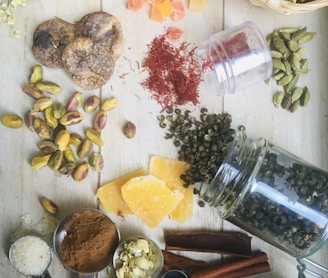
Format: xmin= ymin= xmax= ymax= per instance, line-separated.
xmin=113 ymin=236 xmax=163 ymax=278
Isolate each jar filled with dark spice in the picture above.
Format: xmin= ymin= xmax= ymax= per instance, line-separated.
xmin=200 ymin=130 xmax=328 ymax=258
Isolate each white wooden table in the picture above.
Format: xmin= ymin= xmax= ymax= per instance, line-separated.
xmin=0 ymin=1 xmax=327 ymax=277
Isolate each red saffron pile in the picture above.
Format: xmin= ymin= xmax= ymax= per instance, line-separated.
xmin=141 ymin=34 xmax=201 ymax=111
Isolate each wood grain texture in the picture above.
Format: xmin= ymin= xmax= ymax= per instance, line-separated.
xmin=0 ymin=1 xmax=327 ymax=277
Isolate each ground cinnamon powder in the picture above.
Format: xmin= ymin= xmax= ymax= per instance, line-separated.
xmin=59 ymin=210 xmax=119 ymax=273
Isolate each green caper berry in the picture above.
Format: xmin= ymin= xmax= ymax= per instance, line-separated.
xmin=157 ymin=114 xmax=165 ymax=121
xmin=173 ymin=140 xmax=181 ymax=147
xmin=200 ymin=107 xmax=208 ymax=114
xmin=174 ymin=108 xmax=181 ymax=114
xmin=166 ymin=115 xmax=173 ymax=121
xmin=159 ymin=122 xmax=167 ymax=128
xmin=204 ymin=134 xmax=211 ymax=141
xmin=166 ymin=107 xmax=173 ymax=114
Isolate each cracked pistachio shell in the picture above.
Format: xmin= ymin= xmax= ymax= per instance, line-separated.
xmin=73 ymin=162 xmax=89 ymax=182
xmin=66 ymin=91 xmax=83 ymax=112
xmin=84 ymin=95 xmax=100 ymax=113
xmin=1 ymin=114 xmax=24 ymax=129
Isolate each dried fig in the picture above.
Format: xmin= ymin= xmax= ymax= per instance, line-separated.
xmin=62 ymin=37 xmax=115 ymax=90
xmin=32 ymin=18 xmax=76 ymax=68
xmin=75 ymin=11 xmax=124 ymax=61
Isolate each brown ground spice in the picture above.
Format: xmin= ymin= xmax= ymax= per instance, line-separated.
xmin=59 ymin=210 xmax=118 ymax=273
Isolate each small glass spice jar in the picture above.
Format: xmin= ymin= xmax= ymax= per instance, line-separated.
xmin=197 ymin=21 xmax=272 ymax=95
xmin=200 ymin=130 xmax=328 ymax=258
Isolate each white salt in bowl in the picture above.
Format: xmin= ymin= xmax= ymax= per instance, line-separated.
xmin=9 ymin=235 xmax=52 ymax=276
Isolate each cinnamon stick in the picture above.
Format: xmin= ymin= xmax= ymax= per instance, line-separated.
xmin=189 ymin=252 xmax=269 ymax=278
xmin=162 ymin=250 xmax=209 ymax=271
xmin=164 ymin=231 xmax=252 ymax=257
xmin=219 ymin=262 xmax=271 ymax=278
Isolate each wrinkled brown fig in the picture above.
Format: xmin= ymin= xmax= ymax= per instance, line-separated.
xmin=75 ymin=11 xmax=124 ymax=61
xmin=32 ymin=18 xmax=76 ymax=68
xmin=62 ymin=37 xmax=115 ymax=90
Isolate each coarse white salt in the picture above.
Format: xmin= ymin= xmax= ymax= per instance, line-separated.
xmin=9 ymin=235 xmax=51 ymax=276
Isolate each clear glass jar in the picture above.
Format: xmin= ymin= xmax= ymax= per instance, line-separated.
xmin=200 ymin=130 xmax=328 ymax=258
xmin=197 ymin=21 xmax=272 ymax=95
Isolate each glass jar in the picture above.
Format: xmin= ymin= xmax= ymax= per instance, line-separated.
xmin=197 ymin=21 xmax=272 ymax=95
xmin=200 ymin=130 xmax=328 ymax=258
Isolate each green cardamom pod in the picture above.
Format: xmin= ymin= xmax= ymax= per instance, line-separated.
xmin=290 ymin=100 xmax=301 ymax=113
xmin=272 ymin=35 xmax=290 ymax=57
xmin=298 ymin=32 xmax=316 ymax=44
xmin=300 ymin=86 xmax=310 ymax=106
xmin=291 ymin=87 xmax=304 ymax=103
xmin=278 ymin=75 xmax=293 ymax=86
xmin=273 ymin=91 xmax=285 ymax=107
xmin=272 ymin=58 xmax=286 ymax=72
xmin=284 ymin=74 xmax=299 ymax=93
xmin=291 ymin=27 xmax=307 ymax=41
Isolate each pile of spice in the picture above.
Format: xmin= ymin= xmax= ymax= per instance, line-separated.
xmin=158 ymin=107 xmax=233 ymax=197
xmin=142 ymin=34 xmax=201 ymax=111
xmin=58 ymin=210 xmax=119 ymax=273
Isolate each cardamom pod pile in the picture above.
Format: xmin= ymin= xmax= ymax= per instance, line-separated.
xmin=267 ymin=27 xmax=315 ymax=112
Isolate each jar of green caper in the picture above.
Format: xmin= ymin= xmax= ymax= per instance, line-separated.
xmin=200 ymin=130 xmax=328 ymax=258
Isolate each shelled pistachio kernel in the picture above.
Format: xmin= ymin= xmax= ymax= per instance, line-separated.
xmin=48 ymin=150 xmax=64 ymax=171
xmin=33 ymin=118 xmax=51 ymax=139
xmin=40 ymin=197 xmax=58 ymax=214
xmin=31 ymin=153 xmax=52 ymax=170
xmin=55 ymin=129 xmax=70 ymax=151
xmin=84 ymin=95 xmax=100 ymax=113
xmin=1 ymin=114 xmax=24 ymax=128
xmin=33 ymin=97 xmax=53 ymax=112
xmin=101 ymin=97 xmax=119 ymax=111
xmin=69 ymin=133 xmax=82 ymax=146
xmin=93 ymin=111 xmax=107 ymax=132
xmin=89 ymin=152 xmax=104 ymax=172
xmin=123 ymin=121 xmax=136 ymax=139
xmin=66 ymin=91 xmax=82 ymax=112
xmin=36 ymin=81 xmax=61 ymax=95
xmin=29 ymin=65 xmax=43 ymax=83
xmin=85 ymin=128 xmax=104 ymax=146
xmin=73 ymin=162 xmax=89 ymax=181
xmin=22 ymin=83 xmax=44 ymax=99
xmin=77 ymin=138 xmax=93 ymax=159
